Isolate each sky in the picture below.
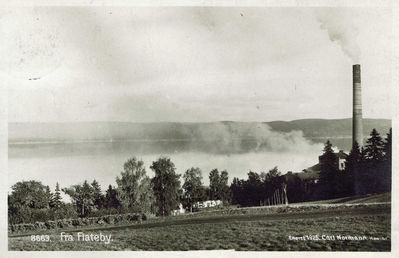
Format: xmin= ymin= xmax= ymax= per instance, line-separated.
xmin=2 ymin=6 xmax=393 ymax=123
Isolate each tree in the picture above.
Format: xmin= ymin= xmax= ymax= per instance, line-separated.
xmin=230 ymin=177 xmax=244 ymax=206
xmin=91 ymin=180 xmax=104 ymax=211
xmin=362 ymin=129 xmax=386 ymax=193
xmin=318 ymin=140 xmax=338 ymax=199
xmin=151 ymin=157 xmax=181 ymax=216
xmin=208 ymin=169 xmax=231 ymax=204
xmin=209 ymin=169 xmax=220 ymax=200
xmin=284 ymin=173 xmax=307 ymax=203
xmin=105 ymin=185 xmax=121 ymax=210
xmin=383 ymin=128 xmax=392 ymax=163
xmin=262 ymin=166 xmax=284 ymax=203
xmin=45 ymin=185 xmax=54 ymax=208
xmin=136 ymin=175 xmax=156 ymax=214
xmin=8 ymin=180 xmax=54 ymax=224
xmin=9 ymin=181 xmax=52 ymax=209
xmin=380 ymin=128 xmax=392 ymax=193
xmin=345 ymin=141 xmax=362 ymax=195
xmin=218 ymin=170 xmax=231 ymax=204
xmin=116 ymin=157 xmax=149 ymax=213
xmin=245 ymin=171 xmax=263 ymax=206
xmin=182 ymin=167 xmax=204 ymax=212
xmin=52 ymin=182 xmax=63 ymax=210
xmin=63 ymin=180 xmax=95 ymax=217
xmin=364 ymin=129 xmax=385 ymax=162
xmin=264 ymin=166 xmax=281 ymax=182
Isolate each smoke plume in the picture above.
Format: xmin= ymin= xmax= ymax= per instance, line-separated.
xmin=189 ymin=122 xmax=323 ymax=154
xmin=315 ymin=9 xmax=361 ymax=63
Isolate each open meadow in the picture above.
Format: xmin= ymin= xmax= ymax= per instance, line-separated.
xmin=9 ymin=201 xmax=390 ymax=251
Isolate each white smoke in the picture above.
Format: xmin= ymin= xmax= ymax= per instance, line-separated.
xmin=315 ymin=9 xmax=361 ymax=63
xmin=191 ymin=122 xmax=323 ymax=154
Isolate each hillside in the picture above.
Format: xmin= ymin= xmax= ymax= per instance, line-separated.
xmin=267 ymin=118 xmax=391 ymax=138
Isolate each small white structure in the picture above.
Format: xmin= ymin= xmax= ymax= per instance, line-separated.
xmin=172 ymin=203 xmax=185 ymax=216
xmin=194 ymin=200 xmax=222 ymax=209
xmin=318 ymin=150 xmax=348 ymax=171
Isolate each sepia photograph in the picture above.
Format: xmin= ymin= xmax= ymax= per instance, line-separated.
xmin=3 ymin=2 xmax=394 ymax=253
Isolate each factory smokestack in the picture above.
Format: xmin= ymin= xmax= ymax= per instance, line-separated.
xmin=353 ymin=64 xmax=363 ymax=148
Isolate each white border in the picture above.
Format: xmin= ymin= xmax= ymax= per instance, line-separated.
xmin=1 ymin=0 xmax=398 ymax=257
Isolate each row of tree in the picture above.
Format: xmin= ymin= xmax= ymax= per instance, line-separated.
xmin=228 ymin=128 xmax=392 ymax=207
xmin=318 ymin=128 xmax=392 ymax=200
xmin=8 ymin=181 xmax=77 ymax=224
xmin=230 ymin=167 xmax=283 ymax=207
xmin=8 ymin=157 xmax=232 ymax=223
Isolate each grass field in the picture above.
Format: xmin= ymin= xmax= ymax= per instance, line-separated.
xmin=9 ymin=203 xmax=390 ymax=251
xmin=297 ymin=192 xmax=391 ymax=205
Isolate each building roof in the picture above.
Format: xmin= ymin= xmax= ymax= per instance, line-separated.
xmin=336 ymin=150 xmax=348 ymax=159
xmin=297 ymin=163 xmax=320 ymax=180
xmin=293 ymin=150 xmax=348 ymax=180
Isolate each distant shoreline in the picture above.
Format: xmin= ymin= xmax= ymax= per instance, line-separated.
xmin=8 ymin=136 xmax=353 ymax=146
xmin=8 ymin=138 xmax=194 ymax=145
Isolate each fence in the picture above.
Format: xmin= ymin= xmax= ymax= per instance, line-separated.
xmin=265 ymin=183 xmax=288 ymax=206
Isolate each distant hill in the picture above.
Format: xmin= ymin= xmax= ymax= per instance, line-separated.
xmin=267 ymin=118 xmax=391 ymax=150
xmin=8 ymin=118 xmax=391 ymax=151
xmin=267 ymin=118 xmax=391 ymax=138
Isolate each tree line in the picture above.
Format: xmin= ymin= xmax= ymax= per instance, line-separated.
xmin=8 ymin=157 xmax=232 ymax=224
xmin=223 ymin=128 xmax=391 ymax=207
xmin=317 ymin=128 xmax=391 ymax=200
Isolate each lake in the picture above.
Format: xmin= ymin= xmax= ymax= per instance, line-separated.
xmin=8 ymin=140 xmax=322 ymax=192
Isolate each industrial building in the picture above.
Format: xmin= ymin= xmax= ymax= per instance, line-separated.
xmin=293 ymin=64 xmax=363 ymax=182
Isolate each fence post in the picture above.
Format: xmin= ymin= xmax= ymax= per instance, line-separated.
xmin=282 ymin=183 xmax=288 ymax=205
xmin=278 ymin=188 xmax=282 ymax=204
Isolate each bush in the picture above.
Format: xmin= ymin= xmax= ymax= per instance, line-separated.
xmin=56 ymin=220 xmax=64 ymax=228
xmin=87 ymin=217 xmax=97 ymax=225
xmin=61 ymin=219 xmax=73 ymax=228
xmin=10 ymin=223 xmax=36 ymax=232
xmin=71 ymin=219 xmax=81 ymax=226
xmin=45 ymin=220 xmax=56 ymax=229
xmin=103 ymin=215 xmax=115 ymax=224
xmin=34 ymin=222 xmax=47 ymax=230
xmin=114 ymin=214 xmax=125 ymax=223
xmin=80 ymin=218 xmax=89 ymax=226
xmin=97 ymin=219 xmax=105 ymax=225
xmin=9 ymin=212 xmax=144 ymax=233
xmin=126 ymin=213 xmax=140 ymax=222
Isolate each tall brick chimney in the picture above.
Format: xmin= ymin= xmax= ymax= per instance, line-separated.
xmin=352 ymin=64 xmax=363 ymax=148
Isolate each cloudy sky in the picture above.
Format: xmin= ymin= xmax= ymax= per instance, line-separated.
xmin=2 ymin=6 xmax=392 ymax=122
